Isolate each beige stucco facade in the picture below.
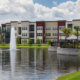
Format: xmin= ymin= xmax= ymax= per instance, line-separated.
xmin=72 ymin=20 xmax=80 ymax=31
xmin=3 ymin=19 xmax=80 ymax=44
xmin=66 ymin=20 xmax=80 ymax=31
xmin=45 ymin=21 xmax=58 ymax=41
xmin=6 ymin=21 xmax=37 ymax=44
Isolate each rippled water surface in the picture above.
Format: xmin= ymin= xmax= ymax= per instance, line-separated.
xmin=0 ymin=48 xmax=80 ymax=80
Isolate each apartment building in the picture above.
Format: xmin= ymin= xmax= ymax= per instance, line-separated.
xmin=66 ymin=19 xmax=80 ymax=32
xmin=45 ymin=21 xmax=58 ymax=42
xmin=2 ymin=19 xmax=80 ymax=44
xmin=21 ymin=21 xmax=36 ymax=44
xmin=2 ymin=21 xmax=36 ymax=44
xmin=58 ymin=20 xmax=66 ymax=40
xmin=36 ymin=21 xmax=45 ymax=43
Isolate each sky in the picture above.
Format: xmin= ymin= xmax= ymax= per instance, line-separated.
xmin=0 ymin=0 xmax=80 ymax=25
xmin=34 ymin=0 xmax=76 ymax=8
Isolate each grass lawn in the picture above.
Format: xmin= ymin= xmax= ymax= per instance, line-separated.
xmin=57 ymin=72 xmax=80 ymax=80
xmin=0 ymin=44 xmax=50 ymax=48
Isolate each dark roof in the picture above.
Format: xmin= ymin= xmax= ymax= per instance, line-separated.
xmin=11 ymin=21 xmax=18 ymax=23
xmin=21 ymin=21 xmax=30 ymax=22
xmin=73 ymin=19 xmax=80 ymax=21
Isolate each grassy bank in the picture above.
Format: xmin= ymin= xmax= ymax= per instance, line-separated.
xmin=0 ymin=44 xmax=50 ymax=48
xmin=57 ymin=72 xmax=80 ymax=80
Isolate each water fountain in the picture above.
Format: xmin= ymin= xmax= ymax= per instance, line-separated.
xmin=10 ymin=26 xmax=17 ymax=80
xmin=10 ymin=26 xmax=16 ymax=50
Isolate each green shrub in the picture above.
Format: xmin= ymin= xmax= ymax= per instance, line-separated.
xmin=28 ymin=39 xmax=33 ymax=46
xmin=16 ymin=38 xmax=20 ymax=44
xmin=48 ymin=40 xmax=51 ymax=45
xmin=23 ymin=39 xmax=27 ymax=45
xmin=36 ymin=38 xmax=40 ymax=46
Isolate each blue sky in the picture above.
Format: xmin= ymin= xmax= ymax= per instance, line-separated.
xmin=34 ymin=0 xmax=76 ymax=8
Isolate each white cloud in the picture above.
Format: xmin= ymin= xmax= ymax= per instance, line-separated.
xmin=52 ymin=1 xmax=57 ymax=5
xmin=0 ymin=0 xmax=80 ymax=25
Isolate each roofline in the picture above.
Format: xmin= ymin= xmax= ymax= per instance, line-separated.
xmin=21 ymin=21 xmax=30 ymax=22
xmin=73 ymin=19 xmax=80 ymax=21
xmin=58 ymin=20 xmax=66 ymax=22
xmin=11 ymin=21 xmax=18 ymax=23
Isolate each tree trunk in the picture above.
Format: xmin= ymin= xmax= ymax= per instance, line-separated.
xmin=65 ymin=37 xmax=67 ymax=48
xmin=77 ymin=30 xmax=78 ymax=48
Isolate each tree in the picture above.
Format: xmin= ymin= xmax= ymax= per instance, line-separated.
xmin=74 ymin=26 xmax=80 ymax=47
xmin=61 ymin=28 xmax=72 ymax=39
xmin=1 ymin=34 xmax=4 ymax=43
xmin=28 ymin=39 xmax=33 ymax=46
xmin=36 ymin=38 xmax=40 ymax=45
xmin=0 ymin=27 xmax=2 ymax=34
xmin=23 ymin=39 xmax=27 ymax=44
xmin=0 ymin=27 xmax=4 ymax=43
xmin=74 ymin=26 xmax=80 ymax=41
xmin=61 ymin=28 xmax=72 ymax=47
xmin=72 ymin=31 xmax=80 ymax=36
xmin=16 ymin=38 xmax=19 ymax=44
xmin=48 ymin=40 xmax=51 ymax=45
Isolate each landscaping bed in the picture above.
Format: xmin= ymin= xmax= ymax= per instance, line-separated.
xmin=0 ymin=44 xmax=49 ymax=48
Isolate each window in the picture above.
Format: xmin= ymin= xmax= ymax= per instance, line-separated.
xmin=53 ymin=33 xmax=58 ymax=36
xmin=2 ymin=27 xmax=6 ymax=32
xmin=37 ymin=26 xmax=43 ymax=30
xmin=45 ymin=27 xmax=51 ymax=30
xmin=29 ymin=25 xmax=34 ymax=31
xmin=22 ymin=33 xmax=24 ymax=36
xmin=67 ymin=24 xmax=72 ymax=29
xmin=25 ymin=33 xmax=27 ymax=36
xmin=29 ymin=33 xmax=34 ymax=37
xmin=22 ymin=27 xmax=27 ymax=30
xmin=22 ymin=33 xmax=27 ymax=36
xmin=37 ymin=33 xmax=43 ymax=36
xmin=53 ymin=26 xmax=57 ymax=30
xmin=59 ymin=33 xmax=65 ymax=36
xmin=7 ymin=27 xmax=11 ymax=32
xmin=15 ymin=27 xmax=17 ymax=30
xmin=59 ymin=26 xmax=64 ymax=30
xmin=46 ymin=33 xmax=51 ymax=36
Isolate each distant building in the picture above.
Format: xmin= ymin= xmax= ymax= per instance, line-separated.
xmin=2 ymin=19 xmax=80 ymax=44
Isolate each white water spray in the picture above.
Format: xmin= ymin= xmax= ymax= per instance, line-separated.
xmin=10 ymin=27 xmax=16 ymax=50
xmin=10 ymin=27 xmax=16 ymax=80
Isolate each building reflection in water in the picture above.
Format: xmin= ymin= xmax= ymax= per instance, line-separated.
xmin=10 ymin=50 xmax=16 ymax=80
xmin=1 ymin=48 xmax=80 ymax=80
xmin=2 ymin=50 xmax=10 ymax=71
xmin=57 ymin=54 xmax=80 ymax=73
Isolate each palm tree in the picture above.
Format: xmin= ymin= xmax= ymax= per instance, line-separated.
xmin=61 ymin=28 xmax=72 ymax=47
xmin=74 ymin=26 xmax=80 ymax=48
xmin=61 ymin=28 xmax=72 ymax=40
xmin=16 ymin=38 xmax=20 ymax=44
xmin=72 ymin=31 xmax=80 ymax=37
xmin=74 ymin=26 xmax=80 ymax=41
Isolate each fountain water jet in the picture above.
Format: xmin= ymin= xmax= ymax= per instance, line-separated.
xmin=10 ymin=27 xmax=17 ymax=80
xmin=10 ymin=26 xmax=16 ymax=50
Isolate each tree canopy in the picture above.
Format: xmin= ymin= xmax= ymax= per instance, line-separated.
xmin=61 ymin=28 xmax=72 ymax=38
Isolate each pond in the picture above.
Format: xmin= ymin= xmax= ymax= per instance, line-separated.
xmin=0 ymin=48 xmax=80 ymax=80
